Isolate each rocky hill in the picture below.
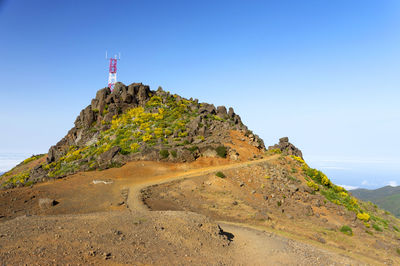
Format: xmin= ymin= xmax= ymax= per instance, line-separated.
xmin=1 ymin=82 xmax=266 ymax=188
xmin=1 ymin=82 xmax=400 ymax=264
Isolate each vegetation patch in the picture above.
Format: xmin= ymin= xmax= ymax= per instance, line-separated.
xmin=42 ymin=94 xmax=201 ymax=177
xmin=268 ymin=148 xmax=282 ymax=154
xmin=2 ymin=170 xmax=31 ymax=187
xmin=215 ymin=171 xmax=226 ymax=178
xmin=187 ymin=146 xmax=199 ymax=153
xmin=22 ymin=154 xmax=44 ymax=165
xmin=339 ymin=225 xmax=353 ymax=236
xmin=170 ymin=150 xmax=177 ymax=158
xmin=372 ymin=224 xmax=383 ymax=232
xmin=215 ymin=146 xmax=227 ymax=158
xmin=291 ymin=155 xmax=370 ymax=223
xmin=160 ymin=149 xmax=169 ymax=159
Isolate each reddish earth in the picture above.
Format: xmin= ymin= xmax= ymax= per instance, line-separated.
xmin=0 ymin=153 xmax=398 ymax=264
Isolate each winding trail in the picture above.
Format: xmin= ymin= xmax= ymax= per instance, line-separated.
xmin=125 ymin=156 xmax=363 ymax=265
xmin=126 ymin=157 xmax=276 ymax=212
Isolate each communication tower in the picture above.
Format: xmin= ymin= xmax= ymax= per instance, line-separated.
xmin=106 ymin=51 xmax=120 ymax=91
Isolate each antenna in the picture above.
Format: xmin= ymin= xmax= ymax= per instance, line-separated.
xmin=105 ymin=51 xmax=120 ymax=91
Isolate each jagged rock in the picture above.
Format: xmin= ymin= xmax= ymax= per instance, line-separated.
xmin=268 ymin=137 xmax=303 ymax=158
xmin=228 ymin=149 xmax=240 ymax=161
xmin=98 ymin=146 xmax=121 ymax=165
xmin=216 ymin=106 xmax=227 ymax=118
xmin=228 ymin=107 xmax=235 ymax=118
xmin=199 ymin=103 xmax=216 ymax=114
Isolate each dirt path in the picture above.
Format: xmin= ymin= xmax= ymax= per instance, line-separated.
xmin=126 ymin=157 xmax=363 ymax=265
xmin=127 ymin=156 xmax=278 ymax=211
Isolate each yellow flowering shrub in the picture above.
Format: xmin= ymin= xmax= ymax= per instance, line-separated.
xmin=268 ymin=148 xmax=282 ymax=154
xmin=142 ymin=134 xmax=152 ymax=142
xmin=130 ymin=143 xmax=140 ymax=152
xmin=307 ymin=181 xmax=319 ymax=191
xmin=357 ymin=212 xmax=370 ymax=222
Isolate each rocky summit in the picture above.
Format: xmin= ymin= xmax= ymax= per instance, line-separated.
xmin=1 ymin=82 xmax=265 ymax=188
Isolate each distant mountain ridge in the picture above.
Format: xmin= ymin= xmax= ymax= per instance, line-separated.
xmin=351 ymin=186 xmax=400 ymax=217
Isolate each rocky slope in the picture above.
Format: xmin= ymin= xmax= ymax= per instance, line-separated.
xmin=143 ymin=155 xmax=400 ymax=263
xmin=1 ymin=82 xmax=266 ymax=188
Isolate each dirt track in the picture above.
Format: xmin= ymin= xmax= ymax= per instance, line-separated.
xmin=0 ymin=157 xmax=366 ymax=265
xmin=125 ymin=157 xmax=363 ymax=265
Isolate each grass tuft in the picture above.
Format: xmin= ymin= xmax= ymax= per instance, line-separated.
xmin=340 ymin=225 xmax=353 ymax=236
xmin=215 ymin=171 xmax=226 ymax=178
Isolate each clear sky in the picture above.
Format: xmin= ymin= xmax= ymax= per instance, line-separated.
xmin=0 ymin=0 xmax=399 ymax=188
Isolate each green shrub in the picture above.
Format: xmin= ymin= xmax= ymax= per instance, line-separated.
xmin=340 ymin=225 xmax=353 ymax=236
xmin=397 ymin=248 xmax=400 ymax=255
xmin=269 ymin=148 xmax=282 ymax=154
xmin=160 ymin=150 xmax=169 ymax=159
xmin=187 ymin=146 xmax=198 ymax=153
xmin=372 ymin=224 xmax=383 ymax=232
xmin=3 ymin=170 xmax=31 ymax=186
xmin=22 ymin=154 xmax=44 ymax=164
xmin=215 ymin=146 xmax=227 ymax=158
xmin=212 ymin=115 xmax=223 ymax=121
xmin=170 ymin=150 xmax=177 ymax=158
xmin=215 ymin=171 xmax=226 ymax=178
xmin=393 ymin=225 xmax=400 ymax=232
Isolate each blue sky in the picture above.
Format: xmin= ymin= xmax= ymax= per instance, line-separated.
xmin=1 ymin=0 xmax=399 ymax=188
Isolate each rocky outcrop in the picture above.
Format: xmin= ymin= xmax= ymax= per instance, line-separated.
xmin=45 ymin=82 xmax=261 ymax=169
xmin=268 ymin=137 xmax=303 ymax=158
xmin=47 ymin=83 xmax=151 ymax=163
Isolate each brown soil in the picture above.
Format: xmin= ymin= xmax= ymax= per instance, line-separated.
xmin=225 ymin=130 xmax=265 ymax=161
xmin=143 ymin=156 xmax=400 ymax=265
xmin=0 ymin=155 xmax=396 ymax=265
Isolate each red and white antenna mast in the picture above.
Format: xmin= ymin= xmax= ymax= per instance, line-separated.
xmin=106 ymin=51 xmax=120 ymax=91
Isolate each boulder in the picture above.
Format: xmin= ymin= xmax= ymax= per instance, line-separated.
xmin=38 ymin=198 xmax=58 ymax=209
xmin=98 ymin=146 xmax=121 ymax=164
xmin=216 ymin=106 xmax=227 ymax=118
xmin=202 ymin=149 xmax=218 ymax=158
xmin=199 ymin=103 xmax=216 ymax=114
xmin=268 ymin=137 xmax=303 ymax=159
